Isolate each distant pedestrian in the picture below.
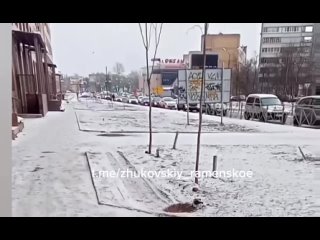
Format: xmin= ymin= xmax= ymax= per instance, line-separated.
xmin=112 ymin=94 xmax=115 ymax=101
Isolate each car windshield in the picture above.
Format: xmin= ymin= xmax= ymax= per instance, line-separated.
xmin=261 ymin=98 xmax=281 ymax=106
xmin=143 ymin=98 xmax=149 ymax=101
xmin=163 ymin=97 xmax=174 ymax=101
xmin=130 ymin=96 xmax=136 ymax=99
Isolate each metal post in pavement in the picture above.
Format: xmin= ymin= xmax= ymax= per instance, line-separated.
xmin=220 ymin=62 xmax=224 ymax=126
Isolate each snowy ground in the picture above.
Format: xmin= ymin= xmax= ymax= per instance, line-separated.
xmin=12 ymin=94 xmax=320 ymax=216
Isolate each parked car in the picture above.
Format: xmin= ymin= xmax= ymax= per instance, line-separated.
xmin=80 ymin=92 xmax=91 ymax=98
xmin=141 ymin=97 xmax=151 ymax=106
xmin=231 ymin=95 xmax=246 ymax=102
xmin=293 ymin=96 xmax=320 ymax=126
xmin=244 ymin=94 xmax=289 ymax=124
xmin=211 ymin=103 xmax=227 ymax=116
xmin=152 ymin=97 xmax=162 ymax=107
xmin=159 ymin=97 xmax=177 ymax=109
xmin=115 ymin=95 xmax=122 ymax=102
xmin=138 ymin=96 xmax=145 ymax=104
xmin=122 ymin=96 xmax=129 ymax=103
xmin=105 ymin=95 xmax=112 ymax=101
xmin=128 ymin=95 xmax=138 ymax=104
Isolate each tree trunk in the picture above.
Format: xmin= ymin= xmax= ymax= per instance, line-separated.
xmin=195 ymin=23 xmax=207 ymax=185
xmin=145 ymin=24 xmax=152 ymax=154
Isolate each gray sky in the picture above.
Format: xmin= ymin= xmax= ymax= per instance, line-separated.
xmin=51 ymin=23 xmax=261 ymax=76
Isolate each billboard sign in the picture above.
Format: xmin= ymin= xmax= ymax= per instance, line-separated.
xmin=162 ymin=72 xmax=178 ymax=86
xmin=178 ymin=69 xmax=231 ymax=104
xmin=190 ymin=54 xmax=218 ymax=69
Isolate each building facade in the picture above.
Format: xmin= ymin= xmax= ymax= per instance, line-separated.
xmin=139 ymin=60 xmax=186 ymax=97
xmin=258 ymin=23 xmax=319 ymax=96
xmin=202 ymin=33 xmax=247 ymax=69
xmin=12 ymin=23 xmax=60 ymax=126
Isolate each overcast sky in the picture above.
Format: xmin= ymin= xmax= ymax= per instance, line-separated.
xmin=51 ymin=23 xmax=261 ymax=76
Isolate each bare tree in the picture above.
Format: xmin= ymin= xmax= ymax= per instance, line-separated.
xmin=127 ymin=71 xmax=140 ymax=91
xmin=138 ymin=23 xmax=163 ymax=154
xmin=194 ymin=23 xmax=208 ymax=185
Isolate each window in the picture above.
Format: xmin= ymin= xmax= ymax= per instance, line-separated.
xmin=262 ymin=37 xmax=281 ymax=43
xmin=305 ymin=26 xmax=313 ymax=32
xmin=298 ymin=98 xmax=312 ymax=105
xmin=263 ymin=27 xmax=278 ymax=33
xmin=254 ymin=98 xmax=260 ymax=104
xmin=261 ymin=57 xmax=279 ymax=64
xmin=262 ymin=48 xmax=280 ymax=53
xmin=247 ymin=97 xmax=255 ymax=104
xmin=312 ymin=98 xmax=320 ymax=106
xmin=261 ymin=98 xmax=281 ymax=106
xmin=279 ymin=26 xmax=301 ymax=33
xmin=304 ymin=36 xmax=312 ymax=42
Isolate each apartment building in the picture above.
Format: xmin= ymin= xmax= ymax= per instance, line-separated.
xmin=258 ymin=23 xmax=320 ymax=96
xmin=12 ymin=23 xmax=60 ymax=127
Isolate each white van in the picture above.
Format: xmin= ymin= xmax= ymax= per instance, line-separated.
xmin=244 ymin=94 xmax=289 ymax=124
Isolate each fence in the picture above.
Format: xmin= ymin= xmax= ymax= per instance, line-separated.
xmin=205 ymin=101 xmax=319 ymax=128
xmin=293 ymin=106 xmax=320 ymax=127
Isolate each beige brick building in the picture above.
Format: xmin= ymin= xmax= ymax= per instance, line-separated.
xmin=202 ymin=33 xmax=247 ymax=69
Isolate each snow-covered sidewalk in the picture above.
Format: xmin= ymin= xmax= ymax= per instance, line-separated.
xmin=12 ymin=97 xmax=320 ymax=216
xmin=12 ymin=101 xmax=153 ymax=216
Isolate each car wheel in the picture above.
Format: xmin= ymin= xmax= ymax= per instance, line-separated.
xmin=244 ymin=112 xmax=250 ymax=120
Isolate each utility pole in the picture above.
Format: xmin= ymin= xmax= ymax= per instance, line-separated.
xmin=105 ymin=66 xmax=109 ymax=92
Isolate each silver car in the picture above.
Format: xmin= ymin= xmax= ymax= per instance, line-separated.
xmin=159 ymin=97 xmax=177 ymax=109
xmin=244 ymin=94 xmax=289 ymax=124
xmin=293 ymin=96 xmax=320 ymax=126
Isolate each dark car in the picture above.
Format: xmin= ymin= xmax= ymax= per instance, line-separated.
xmin=293 ymin=96 xmax=320 ymax=127
xmin=141 ymin=97 xmax=151 ymax=106
xmin=231 ymin=95 xmax=246 ymax=102
xmin=152 ymin=97 xmax=161 ymax=107
xmin=105 ymin=95 xmax=112 ymax=101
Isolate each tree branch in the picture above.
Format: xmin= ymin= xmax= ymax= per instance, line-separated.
xmin=148 ymin=23 xmax=152 ymax=49
xmin=138 ymin=23 xmax=147 ymax=49
xmin=148 ymin=23 xmax=163 ymax=81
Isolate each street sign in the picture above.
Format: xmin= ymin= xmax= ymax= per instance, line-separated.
xmin=178 ymin=69 xmax=231 ymax=104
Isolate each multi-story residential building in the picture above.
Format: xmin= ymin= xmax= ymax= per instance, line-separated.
xmin=258 ymin=23 xmax=319 ymax=96
xmin=12 ymin=23 xmax=60 ymax=128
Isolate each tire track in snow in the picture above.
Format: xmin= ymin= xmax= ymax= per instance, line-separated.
xmin=86 ymin=151 xmax=174 ymax=215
